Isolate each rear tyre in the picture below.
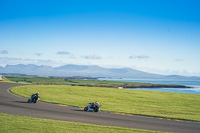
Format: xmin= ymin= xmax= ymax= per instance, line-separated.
xmin=94 ymin=108 xmax=98 ymax=112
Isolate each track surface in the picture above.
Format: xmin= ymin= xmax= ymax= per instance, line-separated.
xmin=0 ymin=82 xmax=200 ymax=133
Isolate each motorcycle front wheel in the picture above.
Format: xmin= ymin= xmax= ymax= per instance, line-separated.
xmin=27 ymin=99 xmax=31 ymax=103
xmin=84 ymin=107 xmax=88 ymax=111
xmin=33 ymin=99 xmax=37 ymax=103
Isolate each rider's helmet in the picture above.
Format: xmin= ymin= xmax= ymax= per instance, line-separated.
xmin=37 ymin=92 xmax=39 ymax=95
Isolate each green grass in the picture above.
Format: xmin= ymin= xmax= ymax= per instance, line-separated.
xmin=11 ymin=85 xmax=200 ymax=121
xmin=5 ymin=76 xmax=188 ymax=88
xmin=0 ymin=113 xmax=168 ymax=133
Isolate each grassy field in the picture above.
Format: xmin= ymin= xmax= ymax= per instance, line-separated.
xmin=0 ymin=113 xmax=167 ymax=133
xmin=5 ymin=76 xmax=188 ymax=88
xmin=11 ymin=85 xmax=200 ymax=121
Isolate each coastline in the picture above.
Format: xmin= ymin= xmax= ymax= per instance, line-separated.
xmin=122 ymin=84 xmax=192 ymax=88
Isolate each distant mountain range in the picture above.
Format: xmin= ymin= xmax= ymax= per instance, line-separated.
xmin=0 ymin=64 xmax=200 ymax=80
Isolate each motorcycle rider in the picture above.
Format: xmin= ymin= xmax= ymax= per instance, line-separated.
xmin=94 ymin=101 xmax=100 ymax=108
xmin=95 ymin=101 xmax=101 ymax=111
xmin=87 ymin=103 xmax=93 ymax=111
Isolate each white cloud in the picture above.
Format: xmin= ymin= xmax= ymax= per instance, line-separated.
xmin=36 ymin=59 xmax=64 ymax=67
xmin=82 ymin=54 xmax=102 ymax=60
xmin=175 ymin=59 xmax=184 ymax=62
xmin=0 ymin=50 xmax=8 ymax=54
xmin=0 ymin=57 xmax=35 ymax=66
xmin=131 ymin=66 xmax=200 ymax=77
xmin=129 ymin=55 xmax=149 ymax=59
xmin=69 ymin=55 xmax=76 ymax=58
xmin=35 ymin=53 xmax=42 ymax=56
xmin=0 ymin=57 xmax=62 ymax=67
xmin=56 ymin=51 xmax=70 ymax=55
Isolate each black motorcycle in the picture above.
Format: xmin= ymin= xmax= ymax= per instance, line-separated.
xmin=28 ymin=94 xmax=40 ymax=103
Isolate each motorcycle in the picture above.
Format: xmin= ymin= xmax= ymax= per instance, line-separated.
xmin=84 ymin=102 xmax=101 ymax=112
xmin=28 ymin=94 xmax=40 ymax=103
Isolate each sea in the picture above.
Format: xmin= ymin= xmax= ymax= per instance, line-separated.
xmin=98 ymin=78 xmax=200 ymax=95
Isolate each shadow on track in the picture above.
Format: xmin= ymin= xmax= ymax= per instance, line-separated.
xmin=72 ymin=109 xmax=85 ymax=112
xmin=13 ymin=101 xmax=28 ymax=104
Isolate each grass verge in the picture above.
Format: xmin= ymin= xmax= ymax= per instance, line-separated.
xmin=0 ymin=113 xmax=168 ymax=133
xmin=10 ymin=85 xmax=200 ymax=121
xmin=5 ymin=76 xmax=189 ymax=88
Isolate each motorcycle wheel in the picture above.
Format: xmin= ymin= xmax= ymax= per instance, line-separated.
xmin=33 ymin=99 xmax=37 ymax=103
xmin=28 ymin=99 xmax=31 ymax=103
xmin=94 ymin=108 xmax=98 ymax=112
xmin=84 ymin=107 xmax=88 ymax=111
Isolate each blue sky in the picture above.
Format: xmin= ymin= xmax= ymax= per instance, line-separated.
xmin=0 ymin=0 xmax=200 ymax=76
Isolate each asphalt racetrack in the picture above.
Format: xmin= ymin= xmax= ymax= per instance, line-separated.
xmin=0 ymin=82 xmax=200 ymax=133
